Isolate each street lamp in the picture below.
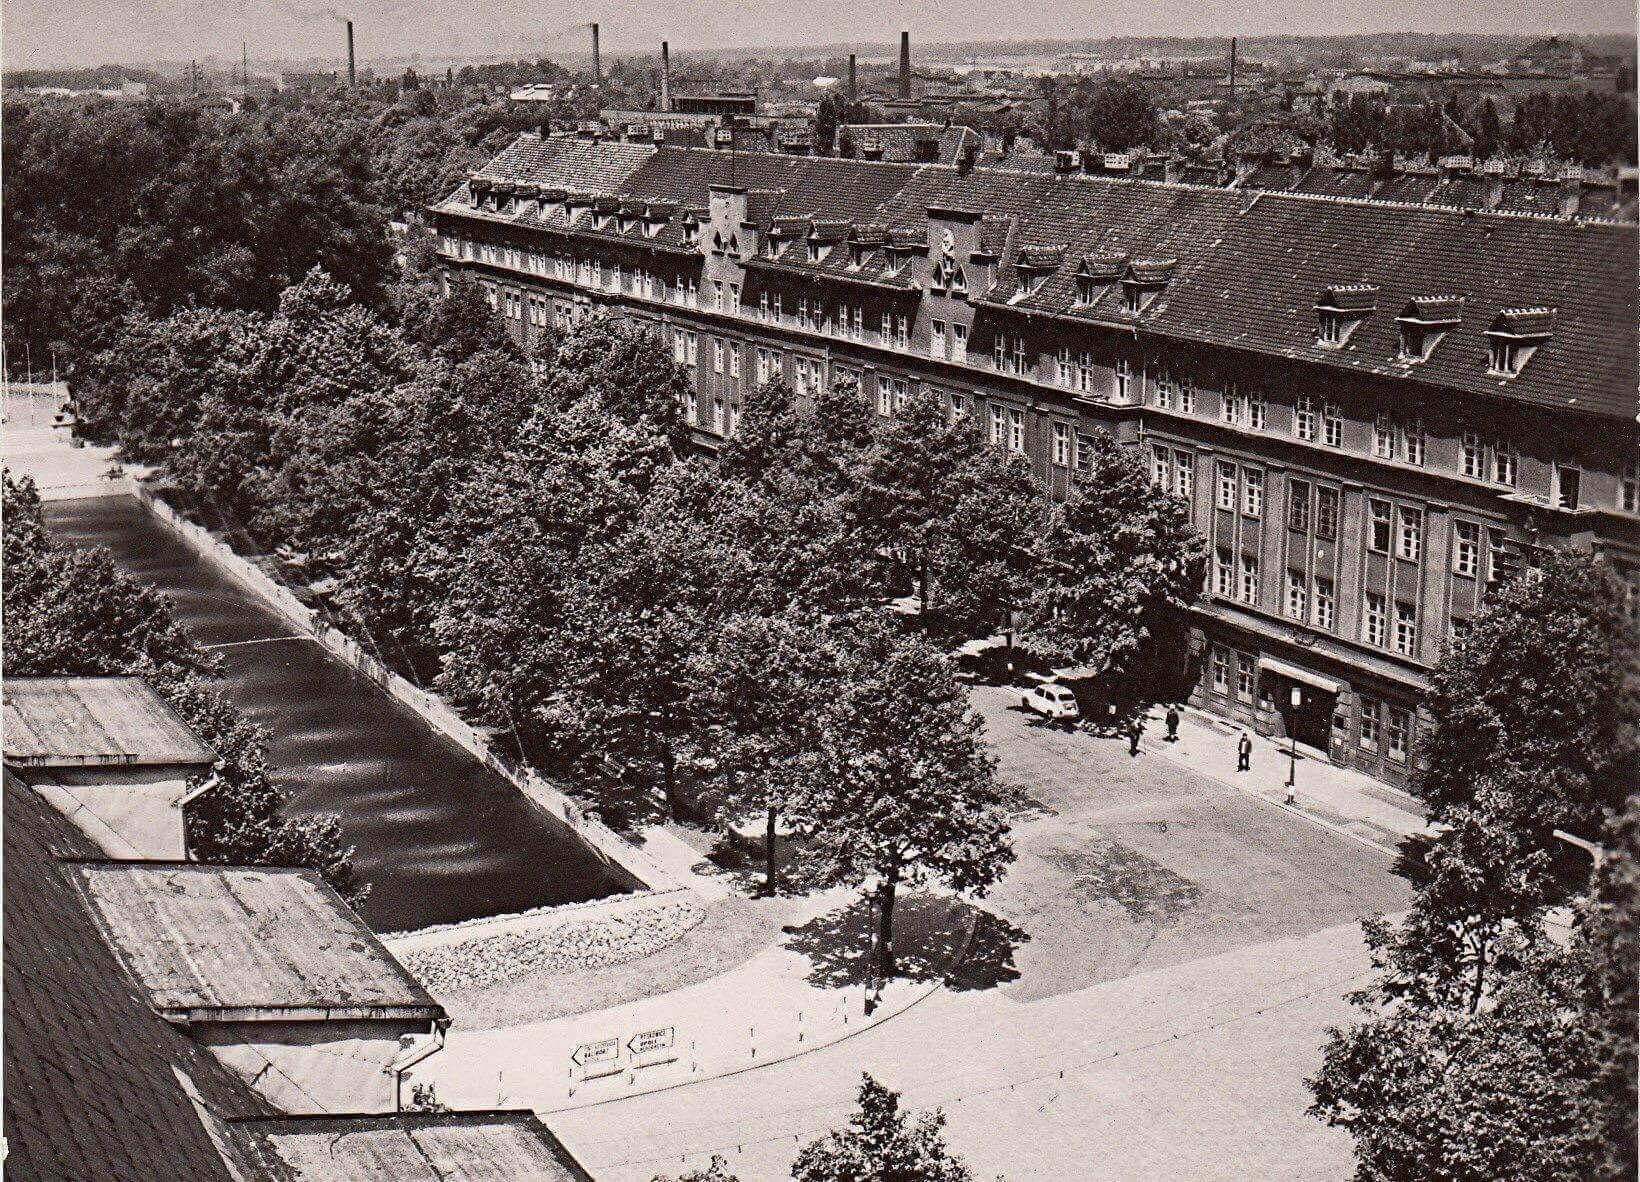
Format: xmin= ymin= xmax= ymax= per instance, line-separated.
xmin=1285 ymin=685 xmax=1302 ymax=802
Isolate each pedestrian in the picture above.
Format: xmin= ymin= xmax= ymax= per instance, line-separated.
xmin=1165 ymin=705 xmax=1180 ymax=743
xmin=1128 ymin=716 xmax=1143 ymax=757
xmin=1237 ymin=729 xmax=1253 ymax=772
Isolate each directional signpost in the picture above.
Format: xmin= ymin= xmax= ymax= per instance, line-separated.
xmin=627 ymin=1026 xmax=679 ymax=1070
xmin=570 ymin=1037 xmax=621 ymax=1081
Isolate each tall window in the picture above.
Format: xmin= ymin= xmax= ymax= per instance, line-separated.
xmin=1316 ymin=487 xmax=1339 ymax=541
xmin=1461 ymin=433 xmax=1485 ymax=479
xmin=1214 ymin=549 xmax=1234 ymax=597
xmin=1556 ymin=465 xmax=1582 ymax=511
xmin=1077 ymin=351 xmax=1096 ymax=393
xmin=1235 ymin=653 xmax=1255 ymax=703
xmin=1394 ymin=602 xmax=1418 ymax=656
xmin=1152 ymin=445 xmax=1171 ymax=488
xmin=1288 ymin=479 xmax=1312 ymax=532
xmin=713 ymin=280 xmax=725 ymax=311
xmin=1397 ymin=507 xmax=1423 ymax=562
xmin=1322 ymin=402 xmax=1343 ymax=448
xmin=1053 ymin=422 xmax=1071 ymax=467
xmin=1174 ymin=452 xmax=1195 ymax=501
xmin=1401 ymin=422 xmax=1425 ymax=466
xmin=1217 ymin=462 xmax=1237 ymax=510
xmin=1178 ymin=383 xmax=1197 ymax=414
xmin=1007 ymin=408 xmax=1025 ymax=454
xmin=989 ymin=403 xmax=1006 ymax=446
xmin=948 ymin=392 xmax=968 ymax=423
xmin=1113 ymin=357 xmax=1133 ymax=400
xmin=1373 ymin=415 xmax=1395 ymax=459
xmin=932 ymin=319 xmax=949 ymax=360
xmin=1454 ymin=521 xmax=1480 ymax=576
xmin=1368 ymin=500 xmax=1392 ymax=552
xmin=1286 ymin=570 xmax=1308 ymax=620
xmin=1360 ymin=698 xmax=1381 ymax=751
xmin=951 ymin=323 xmax=968 ymax=361
xmin=1211 ymin=648 xmax=1230 ymax=693
xmin=728 ymin=344 xmax=741 ymax=379
xmin=1363 ymin=592 xmax=1388 ymax=647
xmin=1056 ymin=345 xmax=1074 ymax=386
xmin=879 ymin=378 xmax=897 ymax=417
xmin=1624 ymin=461 xmax=1639 ymax=513
xmin=1386 ymin=707 xmax=1411 ymax=762
xmin=1313 ymin=577 xmax=1335 ymax=631
xmin=1240 ymin=555 xmax=1260 ymax=605
xmin=712 ymin=338 xmax=725 ymax=374
xmin=1294 ymin=396 xmax=1317 ymax=441
xmin=1493 ymin=443 xmax=1517 ymax=487
xmin=1247 ymin=392 xmax=1266 ymax=430
xmin=1223 ymin=386 xmax=1246 ymax=426
xmin=1154 ymin=374 xmax=1177 ymax=410
xmin=1075 ymin=432 xmax=1093 ymax=472
xmin=759 ymin=292 xmax=771 ymax=322
xmin=1010 ymin=336 xmax=1028 ymax=375
xmin=1243 ymin=469 xmax=1264 ymax=518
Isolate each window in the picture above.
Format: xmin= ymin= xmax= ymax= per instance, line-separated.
xmin=1235 ymin=654 xmax=1255 ymax=703
xmin=1373 ymin=415 xmax=1394 ymax=459
xmin=1556 ymin=465 xmax=1582 ymax=511
xmin=759 ymin=291 xmax=770 ymax=322
xmin=1493 ymin=443 xmax=1517 ymax=487
xmin=1401 ymin=422 xmax=1425 ymax=466
xmin=730 ymin=282 xmax=740 ymax=310
xmin=1211 ymin=648 xmax=1230 ymax=694
xmin=1240 ymin=555 xmax=1260 ymax=605
xmin=712 ymin=338 xmax=725 ymax=374
xmin=724 ymin=399 xmax=739 ymax=437
xmin=672 ymin=328 xmax=687 ymax=364
xmin=1313 ymin=577 xmax=1335 ymax=631
xmin=713 ymin=280 xmax=725 ymax=311
xmin=1488 ymin=337 xmax=1521 ymax=376
xmin=798 ymin=296 xmax=810 ymax=326
xmin=1174 ymin=452 xmax=1194 ymax=501
xmin=1217 ymin=462 xmax=1237 ymax=510
xmin=1076 ymin=433 xmax=1093 ymax=472
xmin=1461 ymin=434 xmax=1484 ymax=479
xmin=684 ymin=332 xmax=698 ymax=367
xmin=1114 ymin=357 xmax=1133 ymax=400
xmin=1485 ymin=527 xmax=1507 ymax=584
xmin=992 ymin=335 xmax=1006 ymax=370
xmin=710 ymin=394 xmax=723 ymax=431
xmin=1316 ymin=487 xmax=1339 ymax=541
xmin=685 ymin=388 xmax=698 ymax=422
xmin=896 ymin=314 xmax=911 ymax=351
xmin=1386 ymin=707 xmax=1410 ymax=762
xmin=1178 ymin=383 xmax=1197 ymax=415
xmin=1322 ymin=403 xmax=1342 ymax=448
xmin=1368 ymin=500 xmax=1392 ymax=552
xmin=951 ymin=323 xmax=968 ymax=362
xmin=1007 ymin=408 xmax=1025 ymax=454
xmin=1394 ymin=602 xmax=1418 ymax=656
xmin=1078 ymin=351 xmax=1096 ymax=394
xmin=1294 ymin=396 xmax=1317 ymax=441
xmin=879 ymin=377 xmax=896 ymax=417
xmin=1286 ymin=570 xmax=1308 ymax=620
xmin=1214 ymin=549 xmax=1234 ymax=597
xmin=1223 ymin=387 xmax=1246 ymax=426
xmin=1247 ymin=393 xmax=1265 ymax=430
xmin=989 ymin=404 xmax=1006 ymax=446
xmin=1010 ymin=336 xmax=1028 ymax=375
xmin=1057 ymin=345 xmax=1074 ymax=387
xmin=755 ymin=348 xmax=773 ymax=385
xmin=888 ymin=376 xmax=910 ymax=413
xmin=729 ymin=344 xmax=741 ymax=379
xmin=1152 ymin=445 xmax=1170 ymax=487
xmin=1243 ymin=469 xmax=1264 ymax=518
xmin=932 ymin=319 xmax=949 ymax=360
xmin=1317 ymin=311 xmax=1345 ymax=345
xmin=1054 ymin=423 xmax=1071 ymax=467
xmin=1288 ymin=480 xmax=1312 ymax=532
xmin=1397 ymin=507 xmax=1422 ymax=562
xmin=1453 ymin=521 xmax=1480 ymax=577
xmin=1154 ymin=374 xmax=1177 ymax=410
xmin=1363 ymin=592 xmax=1387 ymax=647
xmin=1359 ymin=698 xmax=1381 ymax=751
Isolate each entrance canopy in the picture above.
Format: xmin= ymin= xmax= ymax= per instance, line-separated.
xmin=1257 ymin=656 xmax=1342 ymax=696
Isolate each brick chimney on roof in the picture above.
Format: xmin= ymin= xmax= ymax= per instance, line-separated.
xmin=899 ymin=31 xmax=911 ymax=100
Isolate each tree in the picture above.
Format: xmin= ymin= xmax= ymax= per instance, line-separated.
xmin=652 ymin=1157 xmax=739 ymax=1182
xmin=793 ymin=1074 xmax=976 ymax=1182
xmin=1577 ymin=797 xmax=1640 ymax=1181
xmin=1015 ymin=429 xmax=1204 ymax=681
xmin=536 ymin=313 xmax=690 ymax=450
xmin=1034 ymin=75 xmax=1160 ymax=152
xmin=803 ymin=620 xmax=1020 ymax=978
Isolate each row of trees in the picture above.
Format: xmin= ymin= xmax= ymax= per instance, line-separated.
xmin=1326 ymin=91 xmax=1638 ymax=166
xmin=1310 ymin=553 xmax=1638 ymax=1180
xmin=74 ymin=267 xmax=1203 ymax=975
xmin=1 ymin=474 xmax=364 ymax=905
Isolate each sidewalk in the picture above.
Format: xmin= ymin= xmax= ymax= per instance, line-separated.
xmin=1141 ymin=704 xmax=1430 ymax=854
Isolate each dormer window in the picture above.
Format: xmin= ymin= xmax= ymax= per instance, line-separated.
xmin=1396 ymin=296 xmax=1463 ymax=362
xmin=1122 ymin=258 xmax=1176 ymax=316
xmin=712 ymin=230 xmax=725 ymax=254
xmin=682 ymin=221 xmax=699 ymax=247
xmin=1485 ymin=307 xmax=1555 ymax=377
xmin=1314 ymin=283 xmax=1379 ymax=348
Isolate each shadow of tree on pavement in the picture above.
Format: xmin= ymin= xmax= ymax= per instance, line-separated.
xmin=782 ymin=893 xmax=1028 ymax=993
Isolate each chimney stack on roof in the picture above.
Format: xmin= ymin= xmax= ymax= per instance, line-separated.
xmin=660 ymin=41 xmax=671 ymax=112
xmin=899 ymin=31 xmax=911 ymax=100
xmin=346 ymin=20 xmax=356 ymax=88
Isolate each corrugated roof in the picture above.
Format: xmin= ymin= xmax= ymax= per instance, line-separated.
xmin=70 ymin=863 xmax=442 ymax=1018
xmin=226 ymin=1112 xmax=594 ymax=1181
xmin=4 ymin=677 xmax=217 ymax=769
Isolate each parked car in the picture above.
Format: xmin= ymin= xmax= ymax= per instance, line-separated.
xmin=1021 ymin=682 xmax=1080 ymax=721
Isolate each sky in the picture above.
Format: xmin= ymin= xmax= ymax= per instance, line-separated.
xmin=3 ymin=0 xmax=1635 ymax=71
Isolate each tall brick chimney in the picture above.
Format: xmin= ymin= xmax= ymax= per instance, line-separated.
xmin=591 ymin=22 xmax=601 ymax=83
xmin=848 ymin=53 xmax=856 ymax=102
xmin=346 ymin=20 xmax=356 ymax=88
xmin=660 ymin=41 xmax=671 ymax=111
xmin=899 ymin=31 xmax=911 ymax=100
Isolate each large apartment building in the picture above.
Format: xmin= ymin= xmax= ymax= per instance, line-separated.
xmin=432 ymin=132 xmax=1639 ymax=789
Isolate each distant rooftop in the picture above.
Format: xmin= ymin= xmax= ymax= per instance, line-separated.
xmin=70 ymin=862 xmax=443 ymax=1021
xmin=226 ymin=1111 xmax=595 ymax=1181
xmin=4 ymin=677 xmax=216 ymax=769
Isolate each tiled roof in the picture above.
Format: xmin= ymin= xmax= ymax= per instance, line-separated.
xmin=444 ymin=137 xmax=1639 ymax=419
xmin=2 ymin=770 xmax=273 ymax=1182
xmin=471 ymin=134 xmax=655 ymax=194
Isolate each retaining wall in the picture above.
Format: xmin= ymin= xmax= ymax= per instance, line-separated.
xmin=131 ymin=484 xmax=680 ymax=896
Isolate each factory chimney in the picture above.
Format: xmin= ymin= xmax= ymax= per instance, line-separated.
xmin=847 ymin=53 xmax=857 ymax=102
xmin=1228 ymin=36 xmax=1237 ymax=96
xmin=898 ymin=31 xmax=911 ymax=100
xmin=346 ymin=20 xmax=356 ymax=88
xmin=591 ymin=22 xmax=601 ymax=83
xmin=660 ymin=41 xmax=670 ymax=112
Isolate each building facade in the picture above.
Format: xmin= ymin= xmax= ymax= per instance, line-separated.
xmin=433 ymin=133 xmax=1640 ymax=789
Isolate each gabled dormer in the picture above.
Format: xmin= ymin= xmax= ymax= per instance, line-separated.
xmin=563 ymin=193 xmax=593 ymax=225
xmin=1395 ymin=295 xmax=1463 ymax=362
xmin=1314 ymin=282 xmax=1378 ymax=347
xmin=643 ymin=200 xmax=675 ymax=238
xmin=848 ymin=224 xmax=887 ymax=270
xmin=1073 ymin=254 xmax=1125 ymax=306
xmin=680 ymin=207 xmax=709 ymax=248
xmin=1123 ymin=258 xmax=1177 ymax=315
xmin=592 ymin=197 xmax=620 ymax=231
xmin=1011 ymin=244 xmax=1065 ymax=302
xmin=1485 ymin=306 xmax=1555 ymax=377
xmin=767 ymin=216 xmax=808 ymax=258
xmin=466 ymin=174 xmax=487 ymax=209
xmin=537 ymin=187 xmax=567 ymax=220
xmin=618 ymin=200 xmax=645 ymax=235
xmin=809 ymin=219 xmax=849 ymax=264
xmin=884 ymin=228 xmax=926 ymax=277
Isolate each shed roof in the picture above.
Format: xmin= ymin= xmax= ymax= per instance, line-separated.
xmin=227 ymin=1111 xmax=594 ymax=1181
xmin=69 ymin=862 xmax=441 ymax=1019
xmin=4 ymin=677 xmax=216 ymax=769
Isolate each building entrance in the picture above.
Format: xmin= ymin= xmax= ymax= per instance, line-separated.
xmin=1257 ymin=658 xmax=1339 ymax=754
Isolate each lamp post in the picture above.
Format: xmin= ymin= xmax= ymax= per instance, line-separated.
xmin=1285 ymin=685 xmax=1302 ymax=802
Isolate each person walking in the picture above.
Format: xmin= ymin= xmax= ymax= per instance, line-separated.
xmin=1165 ymin=705 xmax=1180 ymax=742
xmin=1237 ymin=729 xmax=1253 ymax=772
xmin=1128 ymin=715 xmax=1144 ymax=757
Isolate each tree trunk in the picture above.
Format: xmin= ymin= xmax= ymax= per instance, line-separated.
xmin=875 ymin=871 xmax=899 ymax=979
xmin=658 ymin=735 xmax=681 ymax=822
xmin=763 ymin=804 xmax=779 ymax=896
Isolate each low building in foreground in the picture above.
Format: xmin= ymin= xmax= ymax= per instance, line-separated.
xmin=432 ymin=133 xmax=1638 ymax=789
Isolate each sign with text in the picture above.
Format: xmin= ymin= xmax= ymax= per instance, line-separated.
xmin=627 ymin=1027 xmax=675 ymax=1056
xmin=571 ymin=1037 xmax=619 ymax=1067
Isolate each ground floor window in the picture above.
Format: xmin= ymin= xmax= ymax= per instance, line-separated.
xmin=1235 ymin=653 xmax=1255 ymax=703
xmin=1386 ymin=707 xmax=1411 ymax=762
xmin=1211 ymin=648 xmax=1230 ymax=694
xmin=1359 ymin=697 xmax=1380 ymax=751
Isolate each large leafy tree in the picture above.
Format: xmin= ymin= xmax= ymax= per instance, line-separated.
xmin=1015 ymin=429 xmax=1204 ymax=677
xmin=803 ymin=619 xmax=1021 ymax=978
xmin=793 ymin=1074 xmax=976 ymax=1182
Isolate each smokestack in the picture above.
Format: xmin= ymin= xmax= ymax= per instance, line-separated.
xmin=847 ymin=53 xmax=857 ymax=102
xmin=899 ymin=31 xmax=911 ymax=100
xmin=1229 ymin=36 xmax=1236 ymax=96
xmin=660 ymin=41 xmax=670 ymax=112
xmin=346 ymin=20 xmax=356 ymax=88
xmin=591 ymin=22 xmax=601 ymax=84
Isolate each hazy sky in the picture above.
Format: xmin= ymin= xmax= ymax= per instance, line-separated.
xmin=4 ymin=0 xmax=1634 ymax=70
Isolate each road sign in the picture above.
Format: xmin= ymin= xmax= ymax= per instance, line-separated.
xmin=627 ymin=1027 xmax=674 ymax=1056
xmin=571 ymin=1038 xmax=619 ymax=1067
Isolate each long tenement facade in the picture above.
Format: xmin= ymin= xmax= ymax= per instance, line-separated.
xmin=433 ymin=132 xmax=1640 ymax=789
